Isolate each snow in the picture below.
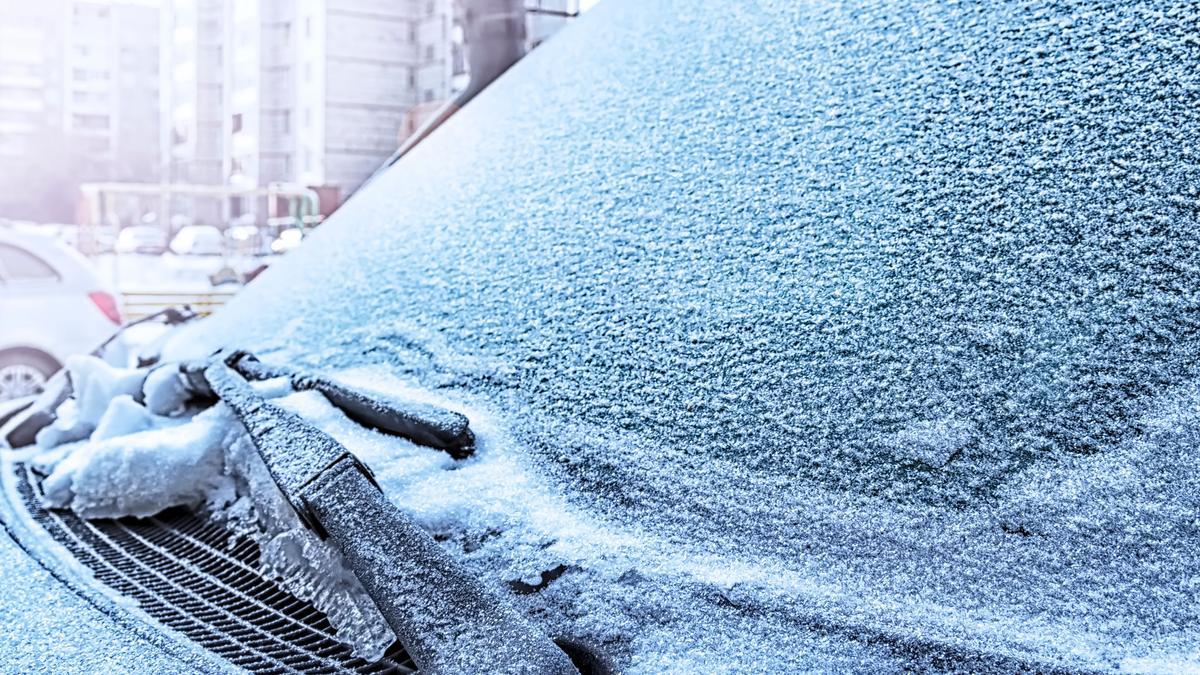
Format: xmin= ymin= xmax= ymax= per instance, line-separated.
xmin=142 ymin=365 xmax=194 ymax=417
xmin=35 ymin=356 xmax=147 ymax=449
xmin=38 ymin=404 xmax=225 ymax=519
xmin=32 ymin=0 xmax=1200 ymax=670
xmin=30 ymin=360 xmax=397 ymax=660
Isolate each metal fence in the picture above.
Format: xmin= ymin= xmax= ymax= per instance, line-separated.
xmin=121 ymin=290 xmax=238 ymax=321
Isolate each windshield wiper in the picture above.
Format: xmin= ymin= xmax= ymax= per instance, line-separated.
xmin=225 ymin=352 xmax=475 ymax=458
xmin=179 ymin=351 xmax=476 ymax=459
xmin=203 ymin=356 xmax=581 ymax=674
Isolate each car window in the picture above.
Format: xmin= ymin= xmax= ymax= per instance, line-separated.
xmin=0 ymin=243 xmax=60 ymax=282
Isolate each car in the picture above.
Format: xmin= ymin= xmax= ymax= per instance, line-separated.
xmin=169 ymin=225 xmax=225 ymax=256
xmin=4 ymin=0 xmax=1200 ymax=672
xmin=226 ymin=224 xmax=269 ymax=257
xmin=114 ymin=225 xmax=168 ymax=255
xmin=0 ymin=229 xmax=121 ymax=401
xmin=269 ymin=227 xmax=305 ymax=254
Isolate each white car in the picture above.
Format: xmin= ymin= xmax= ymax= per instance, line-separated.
xmin=270 ymin=228 xmax=305 ymax=254
xmin=0 ymin=229 xmax=121 ymax=400
xmin=226 ymin=225 xmax=268 ymax=256
xmin=169 ymin=225 xmax=225 ymax=256
xmin=114 ymin=226 xmax=168 ymax=255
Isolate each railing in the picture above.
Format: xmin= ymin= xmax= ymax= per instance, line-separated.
xmin=121 ymin=289 xmax=238 ymax=321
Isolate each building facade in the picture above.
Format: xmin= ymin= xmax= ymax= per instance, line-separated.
xmin=0 ymin=0 xmax=586 ymax=226
xmin=186 ymin=0 xmax=463 ymax=224
xmin=0 ymin=0 xmax=161 ymax=222
xmin=162 ymin=0 xmax=227 ymax=223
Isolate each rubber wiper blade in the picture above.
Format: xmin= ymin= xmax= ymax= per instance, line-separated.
xmin=227 ymin=352 xmax=476 ymax=459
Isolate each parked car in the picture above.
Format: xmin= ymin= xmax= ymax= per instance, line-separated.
xmin=114 ymin=226 xmax=168 ymax=255
xmin=226 ymin=224 xmax=268 ymax=257
xmin=169 ymin=225 xmax=225 ymax=256
xmin=269 ymin=227 xmax=305 ymax=254
xmin=0 ymin=230 xmax=120 ymax=400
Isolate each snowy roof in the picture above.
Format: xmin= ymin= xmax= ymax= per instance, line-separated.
xmin=175 ymin=0 xmax=1200 ymax=669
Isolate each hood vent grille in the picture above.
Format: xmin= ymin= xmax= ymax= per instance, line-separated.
xmin=14 ymin=464 xmax=417 ymax=674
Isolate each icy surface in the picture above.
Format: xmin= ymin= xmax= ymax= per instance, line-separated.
xmin=36 ymin=356 xmax=147 ymax=449
xmin=0 ymin=523 xmax=208 ymax=673
xmin=39 ymin=404 xmax=221 ymax=519
xmin=158 ymin=0 xmax=1200 ymax=670
xmin=142 ymin=365 xmax=194 ymax=417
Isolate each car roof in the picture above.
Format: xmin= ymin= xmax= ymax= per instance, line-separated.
xmin=177 ymin=0 xmax=1200 ymax=666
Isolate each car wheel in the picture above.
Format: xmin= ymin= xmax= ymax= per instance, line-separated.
xmin=0 ymin=352 xmax=58 ymax=402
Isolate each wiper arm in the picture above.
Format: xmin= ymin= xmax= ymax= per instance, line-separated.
xmin=203 ymin=358 xmax=579 ymax=674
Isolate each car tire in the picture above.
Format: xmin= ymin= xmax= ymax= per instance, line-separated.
xmin=0 ymin=351 xmax=59 ymax=402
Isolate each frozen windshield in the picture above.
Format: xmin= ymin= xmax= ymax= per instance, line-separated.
xmin=187 ymin=0 xmax=1200 ymax=506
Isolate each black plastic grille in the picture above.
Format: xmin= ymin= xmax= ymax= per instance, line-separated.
xmin=15 ymin=464 xmax=416 ymax=674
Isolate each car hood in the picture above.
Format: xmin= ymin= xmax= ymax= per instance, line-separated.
xmin=169 ymin=0 xmax=1200 ymax=670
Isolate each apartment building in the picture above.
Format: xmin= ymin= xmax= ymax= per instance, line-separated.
xmin=0 ymin=0 xmax=161 ymax=222
xmin=162 ymin=0 xmax=227 ymax=223
xmin=0 ymin=0 xmax=585 ymax=225
xmin=66 ymin=1 xmax=161 ymax=182
xmin=0 ymin=1 xmax=65 ymax=220
xmin=204 ymin=0 xmax=463 ymax=223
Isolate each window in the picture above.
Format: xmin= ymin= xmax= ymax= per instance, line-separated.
xmin=305 ymin=16 xmax=312 ymax=38
xmin=0 ymin=110 xmax=36 ymax=124
xmin=232 ymin=112 xmax=243 ymax=133
xmin=83 ymin=137 xmax=110 ymax=152
xmin=281 ymin=109 xmax=291 ymax=134
xmin=0 ymin=244 xmax=59 ymax=282
xmin=407 ymin=68 xmax=416 ymax=88
xmin=425 ymin=45 xmax=435 ymax=60
xmin=73 ymin=68 xmax=110 ymax=81
xmin=424 ymin=89 xmax=435 ymax=102
xmin=3 ymin=63 xmax=38 ymax=78
xmin=72 ymin=113 xmax=110 ymax=130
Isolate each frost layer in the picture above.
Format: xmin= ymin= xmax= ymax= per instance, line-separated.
xmin=164 ymin=0 xmax=1200 ymax=668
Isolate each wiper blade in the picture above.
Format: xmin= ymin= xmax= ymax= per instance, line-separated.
xmin=225 ymin=351 xmax=476 ymax=458
xmin=203 ymin=358 xmax=578 ymax=674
